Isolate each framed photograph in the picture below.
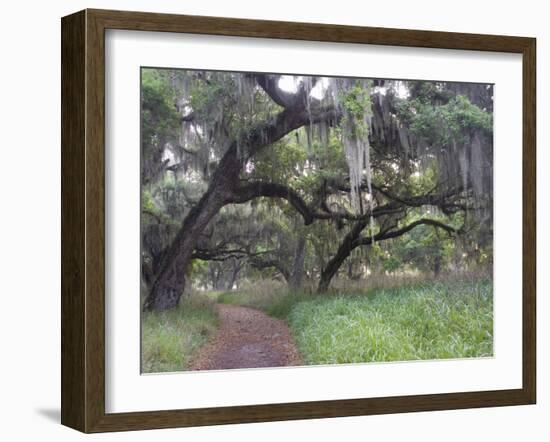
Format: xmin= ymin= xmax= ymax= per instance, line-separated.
xmin=61 ymin=9 xmax=536 ymax=433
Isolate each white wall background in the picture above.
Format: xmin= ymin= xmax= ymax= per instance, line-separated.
xmin=0 ymin=0 xmax=547 ymax=440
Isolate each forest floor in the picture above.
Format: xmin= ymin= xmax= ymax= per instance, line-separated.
xmin=189 ymin=304 xmax=302 ymax=370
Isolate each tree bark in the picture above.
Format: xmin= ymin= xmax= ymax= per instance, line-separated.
xmin=249 ymin=256 xmax=291 ymax=283
xmin=289 ymin=234 xmax=306 ymax=291
xmin=226 ymin=259 xmax=242 ymax=290
xmin=143 ymin=140 xmax=241 ymax=310
xmin=318 ymin=219 xmax=368 ymax=293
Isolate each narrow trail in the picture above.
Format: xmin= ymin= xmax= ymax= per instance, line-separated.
xmin=189 ymin=304 xmax=302 ymax=370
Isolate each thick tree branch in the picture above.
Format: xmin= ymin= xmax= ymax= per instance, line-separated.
xmin=181 ymin=112 xmax=195 ymax=123
xmin=241 ymin=105 xmax=340 ymax=160
xmin=191 ymin=247 xmax=273 ymax=262
xmin=253 ymin=74 xmax=322 ymax=109
xmin=248 ymin=256 xmax=291 ymax=282
xmin=353 ymin=218 xmax=458 ymax=248
xmin=253 ymin=74 xmax=300 ymax=108
xmin=229 ymin=182 xmax=315 ymax=225
xmin=229 ymin=178 xmax=465 ymax=229
xmin=328 ymin=177 xmax=465 ymax=209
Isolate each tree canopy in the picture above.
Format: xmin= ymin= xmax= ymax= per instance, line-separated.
xmin=140 ymin=68 xmax=493 ymax=311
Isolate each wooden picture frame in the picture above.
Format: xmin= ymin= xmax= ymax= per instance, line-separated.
xmin=61 ymin=8 xmax=536 ymax=433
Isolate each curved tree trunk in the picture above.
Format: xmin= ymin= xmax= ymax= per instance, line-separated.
xmin=317 ymin=217 xmax=458 ymax=293
xmin=318 ymin=245 xmax=352 ymax=293
xmin=318 ymin=219 xmax=367 ymax=293
xmin=143 ymin=146 xmax=241 ymax=311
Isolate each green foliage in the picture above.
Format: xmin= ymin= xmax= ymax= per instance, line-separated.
xmin=217 ymin=282 xmax=312 ymax=319
xmin=141 ymin=68 xmax=181 ymax=147
xmin=408 ymin=165 xmax=438 ymax=194
xmin=398 ymin=94 xmax=492 ymax=145
xmin=141 ymin=189 xmax=156 ymax=212
xmin=186 ymin=72 xmax=280 ymax=144
xmin=217 ymin=291 xmax=297 ymax=318
xmin=287 ymin=280 xmax=493 ymax=364
xmin=379 ymin=210 xmax=469 ymax=275
xmin=340 ymin=81 xmax=373 ymax=139
xmin=250 ymin=138 xmax=307 ymax=183
xmin=141 ymin=295 xmax=218 ymax=373
xmin=189 ymin=80 xmax=225 ymax=113
xmin=382 ymin=255 xmax=401 ymax=274
xmin=188 ymin=76 xmax=231 ymax=124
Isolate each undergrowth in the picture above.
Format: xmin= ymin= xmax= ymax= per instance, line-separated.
xmin=141 ymin=295 xmax=218 ymax=373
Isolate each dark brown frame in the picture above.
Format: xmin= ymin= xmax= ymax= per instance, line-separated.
xmin=61 ymin=8 xmax=536 ymax=433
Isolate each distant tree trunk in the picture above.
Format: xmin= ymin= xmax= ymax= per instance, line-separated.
xmin=433 ymin=255 xmax=441 ymax=277
xmin=289 ymin=235 xmax=306 ymax=291
xmin=347 ymin=260 xmax=354 ymax=279
xmin=226 ymin=259 xmax=242 ymax=291
xmin=209 ymin=266 xmax=218 ymax=290
xmin=214 ymin=264 xmax=228 ymax=291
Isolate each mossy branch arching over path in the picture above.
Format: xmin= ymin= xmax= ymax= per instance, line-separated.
xmin=144 ymin=77 xmax=343 ymax=311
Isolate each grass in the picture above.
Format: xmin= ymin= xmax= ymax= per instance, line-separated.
xmin=217 ymin=279 xmax=286 ymax=310
xmin=141 ymin=295 xmax=218 ymax=373
xmin=142 ymin=278 xmax=493 ymax=372
xmin=219 ymin=279 xmax=493 ymax=365
xmin=287 ymin=280 xmax=493 ymax=364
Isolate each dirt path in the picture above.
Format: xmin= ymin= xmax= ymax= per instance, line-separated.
xmin=189 ymin=304 xmax=302 ymax=370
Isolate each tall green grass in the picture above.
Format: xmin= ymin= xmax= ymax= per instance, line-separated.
xmin=141 ymin=295 xmax=218 ymax=373
xmin=287 ymin=280 xmax=493 ymax=364
xmin=217 ymin=289 xmax=311 ymax=318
